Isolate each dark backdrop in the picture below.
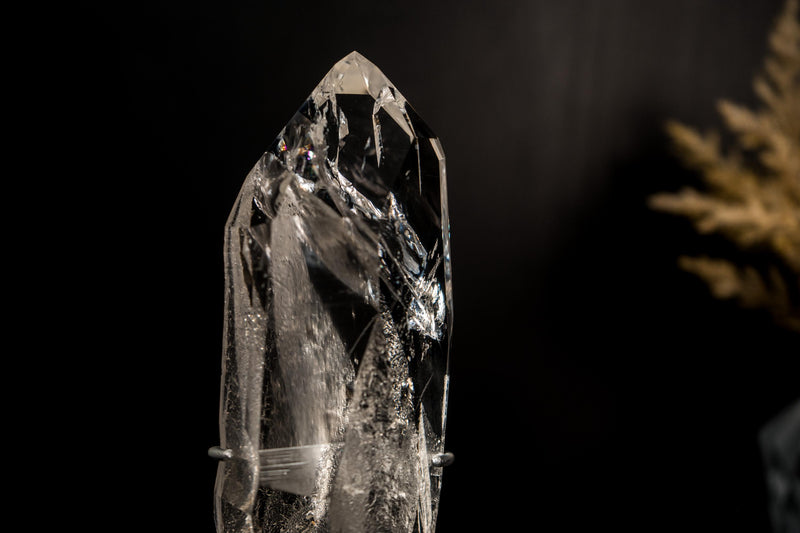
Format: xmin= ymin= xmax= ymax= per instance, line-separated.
xmin=72 ymin=1 xmax=799 ymax=531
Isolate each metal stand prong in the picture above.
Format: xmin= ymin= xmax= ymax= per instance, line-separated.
xmin=210 ymin=445 xmax=454 ymax=468
xmin=431 ymin=452 xmax=454 ymax=467
xmin=208 ymin=446 xmax=233 ymax=460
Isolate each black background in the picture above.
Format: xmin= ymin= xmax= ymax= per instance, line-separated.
xmin=66 ymin=1 xmax=799 ymax=531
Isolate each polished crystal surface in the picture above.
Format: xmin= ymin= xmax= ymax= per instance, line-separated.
xmin=215 ymin=52 xmax=452 ymax=533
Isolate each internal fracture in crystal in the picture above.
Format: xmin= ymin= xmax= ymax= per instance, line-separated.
xmin=215 ymin=52 xmax=452 ymax=533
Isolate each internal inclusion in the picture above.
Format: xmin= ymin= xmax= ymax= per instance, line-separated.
xmin=216 ymin=52 xmax=452 ymax=533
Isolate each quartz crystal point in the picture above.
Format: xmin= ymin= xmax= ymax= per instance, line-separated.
xmin=216 ymin=52 xmax=452 ymax=533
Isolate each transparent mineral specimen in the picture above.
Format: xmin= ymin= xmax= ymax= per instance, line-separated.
xmin=215 ymin=51 xmax=452 ymax=533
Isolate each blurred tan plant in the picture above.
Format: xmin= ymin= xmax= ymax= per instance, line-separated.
xmin=649 ymin=0 xmax=800 ymax=332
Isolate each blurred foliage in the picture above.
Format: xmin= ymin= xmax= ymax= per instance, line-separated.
xmin=650 ymin=0 xmax=800 ymax=332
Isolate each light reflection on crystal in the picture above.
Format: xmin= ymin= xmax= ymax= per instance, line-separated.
xmin=215 ymin=52 xmax=452 ymax=533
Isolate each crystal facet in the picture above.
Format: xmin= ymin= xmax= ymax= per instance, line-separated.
xmin=216 ymin=52 xmax=452 ymax=533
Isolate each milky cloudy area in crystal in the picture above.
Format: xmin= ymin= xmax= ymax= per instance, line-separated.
xmin=215 ymin=52 xmax=452 ymax=533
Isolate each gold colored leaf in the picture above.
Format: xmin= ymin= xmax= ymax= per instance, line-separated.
xmin=651 ymin=0 xmax=800 ymax=332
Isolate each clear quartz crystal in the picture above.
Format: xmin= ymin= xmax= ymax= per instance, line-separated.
xmin=215 ymin=52 xmax=452 ymax=533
